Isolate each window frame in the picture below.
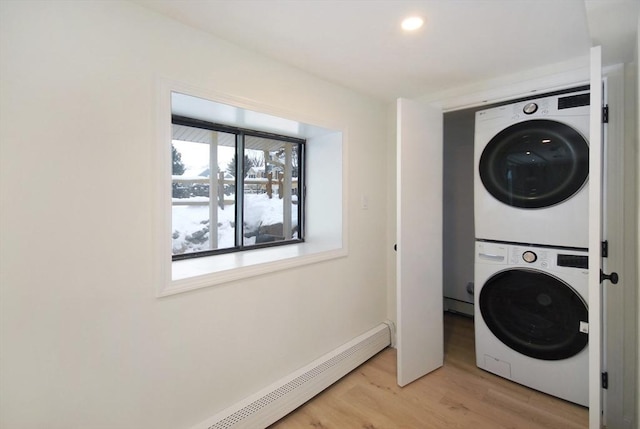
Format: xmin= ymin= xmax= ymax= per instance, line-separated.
xmin=171 ymin=115 xmax=306 ymax=261
xmin=155 ymin=82 xmax=347 ymax=298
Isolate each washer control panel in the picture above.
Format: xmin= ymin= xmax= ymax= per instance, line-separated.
xmin=475 ymin=242 xmax=588 ymax=273
xmin=510 ymin=246 xmax=549 ymax=268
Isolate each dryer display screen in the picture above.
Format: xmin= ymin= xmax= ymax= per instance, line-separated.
xmin=557 ymin=254 xmax=588 ymax=269
xmin=558 ymin=93 xmax=590 ymax=110
xmin=479 ymin=119 xmax=589 ymax=209
xmin=479 ymin=268 xmax=588 ymax=360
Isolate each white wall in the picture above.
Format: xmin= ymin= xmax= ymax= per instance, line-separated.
xmin=442 ymin=109 xmax=476 ymax=309
xmin=0 ymin=2 xmax=389 ymax=428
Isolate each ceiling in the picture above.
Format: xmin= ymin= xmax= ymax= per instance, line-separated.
xmin=135 ymin=0 xmax=639 ymax=102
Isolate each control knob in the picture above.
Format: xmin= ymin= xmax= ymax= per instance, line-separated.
xmin=522 ymin=251 xmax=537 ymax=263
xmin=523 ymin=102 xmax=538 ymax=115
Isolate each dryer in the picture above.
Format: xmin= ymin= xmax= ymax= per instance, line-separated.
xmin=474 ymin=89 xmax=590 ymax=248
xmin=474 ymin=240 xmax=589 ymax=406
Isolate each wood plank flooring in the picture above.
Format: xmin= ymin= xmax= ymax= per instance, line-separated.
xmin=269 ymin=312 xmax=588 ymax=428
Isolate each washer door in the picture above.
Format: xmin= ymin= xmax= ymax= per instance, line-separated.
xmin=479 ymin=119 xmax=589 ymax=208
xmin=479 ymin=268 xmax=588 ymax=360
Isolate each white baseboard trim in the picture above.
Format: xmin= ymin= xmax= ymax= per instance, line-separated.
xmin=444 ymin=298 xmax=474 ymax=317
xmin=190 ymin=323 xmax=391 ymax=429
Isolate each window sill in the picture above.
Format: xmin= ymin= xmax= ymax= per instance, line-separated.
xmin=159 ymin=241 xmax=346 ymax=297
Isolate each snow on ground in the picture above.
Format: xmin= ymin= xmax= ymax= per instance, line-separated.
xmin=172 ymin=193 xmax=298 ymax=254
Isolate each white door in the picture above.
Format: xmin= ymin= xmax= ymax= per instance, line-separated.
xmin=600 ymin=65 xmax=629 ymax=429
xmin=396 ymin=98 xmax=443 ymax=386
xmin=588 ymin=45 xmax=605 ymax=429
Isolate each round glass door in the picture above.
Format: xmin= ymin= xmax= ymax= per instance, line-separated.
xmin=479 ymin=268 xmax=588 ymax=360
xmin=479 ymin=119 xmax=589 ymax=208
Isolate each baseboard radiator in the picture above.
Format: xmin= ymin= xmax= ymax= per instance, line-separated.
xmin=192 ymin=322 xmax=393 ymax=429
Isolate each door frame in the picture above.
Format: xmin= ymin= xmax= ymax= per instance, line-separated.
xmin=587 ymin=45 xmax=604 ymax=428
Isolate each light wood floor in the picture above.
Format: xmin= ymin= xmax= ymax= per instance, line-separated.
xmin=269 ymin=312 xmax=588 ymax=428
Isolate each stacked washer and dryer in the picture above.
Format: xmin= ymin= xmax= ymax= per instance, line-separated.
xmin=473 ymin=88 xmax=591 ymax=406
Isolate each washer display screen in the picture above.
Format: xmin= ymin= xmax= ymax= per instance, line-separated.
xmin=479 ymin=268 xmax=588 ymax=360
xmin=479 ymin=119 xmax=589 ymax=209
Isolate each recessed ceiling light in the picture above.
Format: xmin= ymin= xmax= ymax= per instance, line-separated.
xmin=401 ymin=16 xmax=424 ymax=31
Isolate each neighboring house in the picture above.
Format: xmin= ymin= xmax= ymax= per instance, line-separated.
xmin=246 ymin=166 xmax=265 ymax=179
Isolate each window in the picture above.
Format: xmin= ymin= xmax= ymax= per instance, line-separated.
xmin=156 ymin=87 xmax=345 ymax=297
xmin=171 ymin=116 xmax=305 ymax=260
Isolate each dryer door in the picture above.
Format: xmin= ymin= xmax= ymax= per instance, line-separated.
xmin=479 ymin=119 xmax=589 ymax=208
xmin=479 ymin=268 xmax=588 ymax=360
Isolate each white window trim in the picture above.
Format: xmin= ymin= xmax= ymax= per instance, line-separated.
xmin=155 ymin=79 xmax=348 ymax=297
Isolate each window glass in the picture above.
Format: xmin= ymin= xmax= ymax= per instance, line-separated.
xmin=171 ymin=122 xmax=304 ymax=260
xmin=171 ymin=131 xmax=237 ymax=256
xmin=242 ymin=137 xmax=300 ymax=246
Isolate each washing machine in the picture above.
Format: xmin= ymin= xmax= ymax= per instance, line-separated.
xmin=474 ymin=88 xmax=590 ymax=248
xmin=474 ymin=240 xmax=589 ymax=406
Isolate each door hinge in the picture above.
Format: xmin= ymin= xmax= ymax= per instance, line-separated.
xmin=602 ymin=372 xmax=608 ymax=389
xmin=603 ymin=105 xmax=609 ymax=123
xmin=602 ymin=240 xmax=609 ymax=258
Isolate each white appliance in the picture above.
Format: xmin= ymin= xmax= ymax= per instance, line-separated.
xmin=474 ymin=89 xmax=590 ymax=248
xmin=474 ymin=241 xmax=589 ymax=406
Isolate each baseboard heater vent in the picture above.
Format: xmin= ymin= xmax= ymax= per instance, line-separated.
xmin=193 ymin=323 xmax=392 ymax=429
